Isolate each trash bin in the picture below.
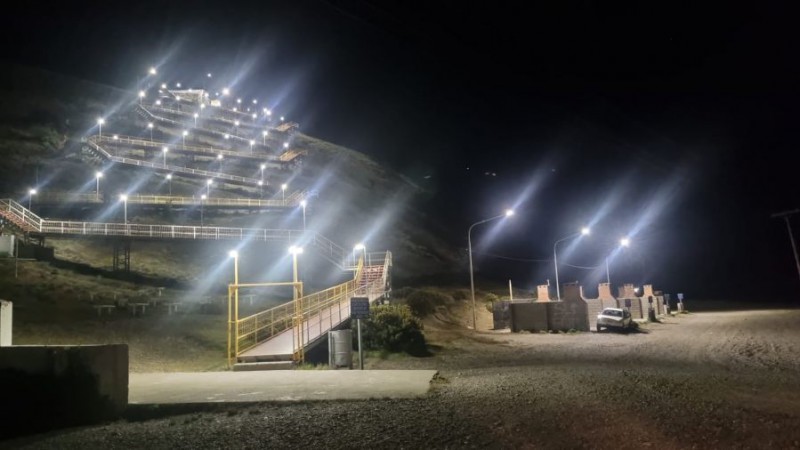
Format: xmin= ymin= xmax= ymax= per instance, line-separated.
xmin=329 ymin=330 xmax=353 ymax=369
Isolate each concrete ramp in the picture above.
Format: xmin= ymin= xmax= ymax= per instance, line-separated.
xmin=129 ymin=370 xmax=437 ymax=404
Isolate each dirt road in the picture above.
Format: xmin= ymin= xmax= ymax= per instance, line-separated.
xmin=8 ymin=309 xmax=800 ymax=449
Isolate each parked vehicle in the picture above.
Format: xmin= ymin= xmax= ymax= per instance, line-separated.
xmin=596 ymin=307 xmax=632 ymax=331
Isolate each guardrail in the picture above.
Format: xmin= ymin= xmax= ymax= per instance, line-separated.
xmin=84 ymin=138 xmax=262 ymax=185
xmin=95 ymin=134 xmax=280 ymax=163
xmin=29 ymin=191 xmax=307 ymax=208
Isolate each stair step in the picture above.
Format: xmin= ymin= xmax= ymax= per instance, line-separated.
xmin=233 ymin=361 xmax=295 ymax=371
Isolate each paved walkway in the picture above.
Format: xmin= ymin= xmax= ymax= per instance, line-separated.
xmin=129 ymin=370 xmax=438 ymax=404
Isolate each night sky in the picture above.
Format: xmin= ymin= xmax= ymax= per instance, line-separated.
xmin=2 ymin=2 xmax=798 ymax=300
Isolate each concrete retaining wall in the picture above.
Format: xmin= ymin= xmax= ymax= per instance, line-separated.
xmin=509 ymin=303 xmax=548 ymax=331
xmin=504 ymin=283 xmax=671 ymax=332
xmin=0 ymin=344 xmax=128 ymax=438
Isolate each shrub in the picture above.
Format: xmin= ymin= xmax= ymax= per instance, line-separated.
xmin=404 ymin=289 xmax=449 ymax=318
xmin=391 ymin=286 xmax=417 ymax=299
xmin=361 ymin=304 xmax=427 ymax=356
xmin=451 ymin=289 xmax=469 ymax=301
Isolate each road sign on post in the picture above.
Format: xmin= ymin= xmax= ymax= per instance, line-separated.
xmin=351 ymin=297 xmax=370 ymax=370
xmin=351 ymin=297 xmax=369 ymax=319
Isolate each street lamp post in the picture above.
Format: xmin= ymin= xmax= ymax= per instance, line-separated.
xmin=200 ymin=194 xmax=206 ymax=227
xmin=95 ymin=171 xmax=103 ymax=200
xmin=468 ymin=209 xmax=514 ymax=330
xmin=206 ymin=179 xmax=213 ymax=196
xmin=260 ymin=163 xmax=266 ymax=183
xmin=257 ymin=180 xmax=263 ymax=197
xmin=138 ymin=90 xmax=145 ymax=105
xmin=28 ymin=189 xmax=37 ymax=210
xmin=281 ymin=183 xmax=287 ymax=203
xmin=354 ymin=243 xmax=366 ymax=266
xmin=119 ymin=194 xmax=128 ymax=224
xmin=262 ymin=130 xmax=268 ymax=145
xmin=97 ymin=118 xmax=105 ymax=138
xmin=166 ymin=174 xmax=172 ymax=196
xmin=289 ymin=246 xmax=304 ymax=300
xmin=553 ymin=227 xmax=590 ymax=301
xmin=148 ymin=122 xmax=154 ymax=141
xmin=249 ymin=140 xmax=255 ymax=153
xmin=193 ymin=113 xmax=199 ymax=127
xmin=228 ymin=249 xmax=239 ymax=364
xmin=182 ymin=130 xmax=188 ymax=146
xmin=162 ymin=146 xmax=168 ymax=166
xmin=300 ymin=200 xmax=307 ymax=230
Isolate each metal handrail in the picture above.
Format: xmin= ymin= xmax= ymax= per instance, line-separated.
xmin=235 ymin=253 xmax=391 ymax=357
xmin=84 ymin=138 xmax=262 ymax=185
xmin=93 ymin=134 xmax=279 ymax=163
xmin=28 ymin=191 xmax=307 ymax=208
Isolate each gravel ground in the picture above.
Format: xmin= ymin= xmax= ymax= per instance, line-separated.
xmin=6 ymin=309 xmax=800 ymax=449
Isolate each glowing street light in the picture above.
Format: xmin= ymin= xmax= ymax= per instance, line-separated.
xmin=97 ymin=117 xmax=105 ymax=137
xmin=262 ymin=130 xmax=268 ymax=144
xmin=353 ymin=243 xmax=366 ymax=266
xmin=176 ymin=82 xmax=182 ymax=88
xmin=288 ymin=246 xmax=304 ymax=300
xmin=148 ymin=67 xmax=157 ymax=75
xmin=260 ymin=163 xmax=266 ymax=182
xmin=283 ymin=142 xmax=289 ymax=149
xmin=553 ymin=226 xmax=591 ymax=301
xmin=236 ymin=98 xmax=242 ymax=105
xmin=252 ymin=99 xmax=258 ymax=104
xmin=138 ymin=90 xmax=145 ymax=105
xmin=234 ymin=120 xmax=240 ymax=128
xmin=200 ymin=103 xmax=206 ymax=111
xmin=206 ymin=178 xmax=213 ymax=196
xmin=300 ymin=199 xmax=307 ymax=230
xmin=119 ymin=194 xmax=128 ymax=224
xmin=166 ymin=173 xmax=172 ymax=196
xmin=155 ymin=99 xmax=161 ymax=106
xmin=249 ymin=140 xmax=255 ymax=152
xmin=468 ymin=209 xmax=514 ymax=330
xmin=224 ymin=134 xmax=230 ymax=140
xmin=281 ymin=183 xmax=287 ymax=203
xmin=112 ymin=134 xmax=119 ymax=140
xmin=280 ymin=116 xmax=285 ymax=121
xmin=257 ymin=180 xmax=263 ymax=197
xmin=182 ymin=130 xmax=188 ymax=146
xmin=193 ymin=113 xmax=199 ymax=126
xmin=207 ymin=73 xmax=212 ymax=78
xmin=161 ymin=83 xmax=167 ymax=89
xmin=147 ymin=122 xmax=154 ymax=141
xmin=251 ymin=113 xmax=257 ymax=120
xmin=606 ymin=238 xmax=631 ymax=285
xmin=222 ymin=87 xmax=230 ymax=96
xmin=162 ymin=146 xmax=168 ymax=166
xmin=95 ymin=171 xmax=103 ymax=200
xmin=27 ymin=189 xmax=37 ymax=210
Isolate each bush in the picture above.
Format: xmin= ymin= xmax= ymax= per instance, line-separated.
xmin=391 ymin=286 xmax=417 ymax=299
xmin=404 ymin=289 xmax=450 ymax=318
xmin=451 ymin=289 xmax=469 ymax=301
xmin=361 ymin=304 xmax=427 ymax=356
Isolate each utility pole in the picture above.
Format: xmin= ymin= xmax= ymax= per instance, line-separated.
xmin=771 ymin=209 xmax=800 ymax=286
